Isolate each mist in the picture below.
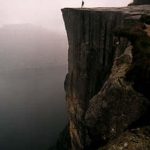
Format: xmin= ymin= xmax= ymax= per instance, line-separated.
xmin=0 ymin=0 xmax=132 ymax=150
xmin=0 ymin=0 xmax=132 ymax=31
xmin=0 ymin=24 xmax=68 ymax=150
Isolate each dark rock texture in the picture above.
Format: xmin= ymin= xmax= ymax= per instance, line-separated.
xmin=62 ymin=8 xmax=124 ymax=150
xmin=60 ymin=5 xmax=150 ymax=150
xmin=85 ymin=44 xmax=150 ymax=148
xmin=99 ymin=126 xmax=150 ymax=150
xmin=132 ymin=0 xmax=150 ymax=5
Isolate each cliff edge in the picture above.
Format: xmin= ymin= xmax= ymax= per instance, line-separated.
xmin=54 ymin=4 xmax=150 ymax=150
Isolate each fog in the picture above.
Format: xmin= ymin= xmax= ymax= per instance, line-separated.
xmin=0 ymin=0 xmax=132 ymax=31
xmin=0 ymin=0 xmax=132 ymax=150
xmin=0 ymin=24 xmax=67 ymax=150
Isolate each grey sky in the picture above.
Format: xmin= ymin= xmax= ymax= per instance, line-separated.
xmin=0 ymin=0 xmax=132 ymax=32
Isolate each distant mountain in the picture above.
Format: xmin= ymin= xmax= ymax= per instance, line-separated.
xmin=0 ymin=24 xmax=67 ymax=71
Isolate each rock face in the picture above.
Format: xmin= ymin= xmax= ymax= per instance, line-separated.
xmin=61 ymin=5 xmax=150 ymax=150
xmin=99 ymin=126 xmax=150 ymax=150
xmin=132 ymin=0 xmax=150 ymax=5
xmin=62 ymin=8 xmax=124 ymax=150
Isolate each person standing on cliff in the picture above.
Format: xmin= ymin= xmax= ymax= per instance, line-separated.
xmin=81 ymin=0 xmax=84 ymax=8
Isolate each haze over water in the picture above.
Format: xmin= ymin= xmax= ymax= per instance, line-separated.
xmin=0 ymin=0 xmax=132 ymax=150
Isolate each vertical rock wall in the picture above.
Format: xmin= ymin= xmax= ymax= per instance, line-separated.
xmin=62 ymin=9 xmax=124 ymax=149
xmin=61 ymin=6 xmax=150 ymax=150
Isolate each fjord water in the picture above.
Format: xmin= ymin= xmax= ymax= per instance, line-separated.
xmin=0 ymin=24 xmax=67 ymax=150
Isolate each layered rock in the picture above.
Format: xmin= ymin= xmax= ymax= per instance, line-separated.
xmin=62 ymin=8 xmax=124 ymax=150
xmin=61 ymin=5 xmax=150 ymax=150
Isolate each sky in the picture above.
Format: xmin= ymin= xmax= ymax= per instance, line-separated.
xmin=0 ymin=0 xmax=132 ymax=32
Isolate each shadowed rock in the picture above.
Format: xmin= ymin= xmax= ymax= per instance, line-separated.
xmin=85 ymin=43 xmax=150 ymax=149
xmin=132 ymin=0 xmax=150 ymax=5
xmin=57 ymin=5 xmax=150 ymax=150
xmin=99 ymin=126 xmax=150 ymax=150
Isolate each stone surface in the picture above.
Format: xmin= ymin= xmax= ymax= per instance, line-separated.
xmin=132 ymin=0 xmax=150 ymax=5
xmin=60 ymin=5 xmax=150 ymax=150
xmin=99 ymin=126 xmax=150 ymax=150
xmin=85 ymin=41 xmax=150 ymax=149
xmin=62 ymin=8 xmax=124 ymax=150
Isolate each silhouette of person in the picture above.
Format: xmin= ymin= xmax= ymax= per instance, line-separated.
xmin=81 ymin=0 xmax=84 ymax=8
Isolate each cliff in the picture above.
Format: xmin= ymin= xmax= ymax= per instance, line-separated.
xmin=55 ymin=5 xmax=150 ymax=150
xmin=131 ymin=0 xmax=150 ymax=5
